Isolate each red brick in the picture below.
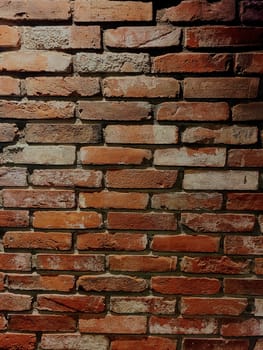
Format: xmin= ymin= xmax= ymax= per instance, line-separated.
xmin=156 ymin=102 xmax=229 ymax=121
xmin=74 ymin=0 xmax=152 ymax=22
xmin=152 ymin=192 xmax=222 ymax=210
xmin=184 ymin=77 xmax=259 ymax=99
xmin=228 ymin=149 xmax=263 ymax=167
xmin=78 ymin=275 xmax=147 ymax=292
xmin=255 ymin=258 xmax=263 ymax=275
xmin=221 ymin=318 xmax=263 ymax=337
xmin=105 ymin=26 xmax=180 ymax=48
xmin=0 ymin=253 xmax=31 ymax=271
xmin=181 ymin=213 xmax=255 ymax=232
xmin=181 ymin=256 xmax=250 ymax=274
xmin=152 ymin=277 xmax=220 ymax=295
xmin=40 ymin=334 xmax=109 ymax=350
xmin=105 ymin=125 xmax=178 ymax=144
xmin=111 ymin=337 xmax=177 ymax=350
xmin=109 ymin=255 xmax=177 ymax=272
xmin=25 ymin=77 xmax=100 ymax=96
xmin=37 ymin=294 xmax=105 ymax=313
xmin=154 ymin=147 xmax=226 ymax=167
xmin=103 ymin=76 xmax=180 ymax=98
xmin=0 ymin=293 xmax=32 ymax=311
xmin=0 ymin=210 xmax=29 ymax=227
xmin=255 ymin=340 xmax=263 ymax=350
xmin=9 ymin=315 xmax=76 ymax=332
xmin=3 ymin=231 xmax=72 ymax=250
xmin=107 ymin=212 xmax=177 ymax=231
xmin=0 ymin=334 xmax=36 ymax=350
xmin=186 ymin=26 xmax=263 ymax=48
xmin=0 ymin=167 xmax=27 ymax=187
xmin=150 ymin=316 xmax=218 ymax=335
xmin=236 ymin=53 xmax=263 ymax=74
xmin=0 ymin=77 xmax=20 ymax=96
xmin=153 ymin=53 xmax=231 ymax=73
xmin=79 ymin=191 xmax=148 ymax=210
xmin=106 ymin=169 xmax=178 ymax=189
xmin=181 ymin=297 xmax=247 ymax=316
xmin=227 ymin=193 xmax=263 ymax=210
xmin=80 ymin=146 xmax=151 ymax=165
xmin=0 ymin=25 xmax=20 ymax=47
xmin=224 ymin=278 xmax=263 ymax=295
xmin=8 ymin=274 xmax=75 ymax=292
xmin=0 ymin=273 xmax=4 ymax=291
xmin=3 ymin=189 xmax=75 ymax=208
xmin=78 ymin=101 xmax=151 ymax=121
xmin=240 ymin=0 xmax=263 ymax=23
xmin=77 ymin=232 xmax=147 ymax=251
xmin=0 ymin=0 xmax=71 ymax=20
xmin=225 ymin=236 xmax=263 ymax=255
xmin=152 ymin=235 xmax=220 ymax=253
xmin=183 ymin=338 xmax=249 ymax=350
xmin=33 ymin=211 xmax=102 ymax=229
xmin=232 ymin=102 xmax=263 ymax=121
xmin=0 ymin=123 xmax=18 ymax=142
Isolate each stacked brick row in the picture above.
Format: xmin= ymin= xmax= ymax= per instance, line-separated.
xmin=0 ymin=0 xmax=262 ymax=349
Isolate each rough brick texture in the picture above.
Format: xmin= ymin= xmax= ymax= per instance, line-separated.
xmin=0 ymin=0 xmax=261 ymax=348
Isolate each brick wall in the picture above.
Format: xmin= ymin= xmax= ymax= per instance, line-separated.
xmin=0 ymin=0 xmax=262 ymax=349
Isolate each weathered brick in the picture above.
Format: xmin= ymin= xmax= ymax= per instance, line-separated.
xmin=221 ymin=318 xmax=263 ymax=337
xmin=154 ymin=147 xmax=226 ymax=167
xmin=255 ymin=258 xmax=263 ymax=275
xmin=74 ymin=0 xmax=152 ymax=22
xmin=112 ymin=337 xmax=177 ymax=350
xmin=255 ymin=340 xmax=263 ymax=350
xmin=0 ymin=293 xmax=32 ymax=311
xmin=255 ymin=299 xmax=263 ymax=316
xmin=227 ymin=193 xmax=263 ymax=210
xmin=0 ymin=334 xmax=36 ymax=350
xmin=0 ymin=25 xmax=20 ymax=47
xmin=183 ymin=339 xmax=249 ymax=350
xmin=40 ymin=335 xmax=109 ymax=350
xmin=224 ymin=278 xmax=263 ymax=295
xmin=240 ymin=0 xmax=263 ymax=23
xmin=0 ymin=274 xmax=5 ymax=291
xmin=225 ymin=236 xmax=263 ymax=255
xmin=105 ymin=26 xmax=181 ymax=48
xmin=0 ymin=123 xmax=18 ymax=142
xmin=232 ymin=102 xmax=263 ymax=121
xmin=184 ymin=77 xmax=259 ymax=99
xmin=236 ymin=53 xmax=263 ymax=74
xmin=0 ymin=253 xmax=31 ymax=271
xmin=0 ymin=77 xmax=20 ymax=96
xmin=259 ymin=216 xmax=263 ymax=233
xmin=103 ymin=76 xmax=180 ymax=98
xmin=228 ymin=149 xmax=263 ymax=167
xmin=183 ymin=170 xmax=258 ymax=190
xmin=0 ymin=167 xmax=27 ymax=187
xmin=0 ymin=210 xmax=29 ymax=227
xmin=75 ymin=53 xmax=149 ymax=73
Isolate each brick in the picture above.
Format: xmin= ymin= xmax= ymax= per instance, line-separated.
xmin=0 ymin=167 xmax=27 ymax=187
xmin=79 ymin=191 xmax=148 ymax=210
xmin=221 ymin=318 xmax=263 ymax=337
xmin=0 ymin=253 xmax=31 ymax=271
xmin=8 ymin=274 xmax=75 ymax=292
xmin=0 ymin=25 xmax=20 ymax=47
xmin=232 ymin=102 xmax=263 ymax=121
xmin=225 ymin=236 xmax=263 ymax=255
xmin=3 ymin=231 xmax=72 ymax=250
xmin=0 ymin=123 xmax=18 ymax=142
xmin=106 ymin=169 xmax=178 ymax=189
xmin=74 ymin=0 xmax=152 ymax=22
xmin=182 ymin=125 xmax=257 ymax=145
xmin=0 ymin=210 xmax=29 ymax=227
xmin=109 ymin=255 xmax=177 ymax=272
xmin=154 ymin=147 xmax=226 ymax=167
xmin=181 ymin=213 xmax=255 ymax=232
xmin=150 ymin=316 xmax=218 ymax=335
xmin=153 ymin=53 xmax=231 ymax=73
xmin=152 ymin=277 xmax=220 ymax=295
xmin=25 ymin=124 xmax=101 ymax=144
xmin=0 ymin=334 xmax=36 ymax=350
xmin=0 ymin=77 xmax=20 ymax=96
xmin=240 ymin=0 xmax=263 ymax=23
xmin=105 ymin=25 xmax=181 ymax=48
xmin=25 ymin=77 xmax=100 ymax=97
xmin=33 ymin=211 xmax=102 ymax=229
xmin=184 ymin=77 xmax=259 ymax=99
xmin=152 ymin=192 xmax=222 ymax=210
xmin=255 ymin=340 xmax=263 ymax=350
xmin=0 ymin=0 xmax=71 ymax=20
xmin=23 ymin=26 xmax=101 ymax=50
xmin=111 ymin=337 xmax=177 ymax=350
xmin=227 ymin=193 xmax=263 ymax=210
xmin=0 ymin=100 xmax=75 ymax=120
xmin=181 ymin=256 xmax=250 ymax=274
xmin=183 ymin=170 xmax=258 ymax=190
xmin=77 ymin=232 xmax=147 ymax=251
xmin=236 ymin=53 xmax=263 ymax=74
xmin=181 ymin=297 xmax=247 ymax=316
xmin=103 ymin=76 xmax=179 ymax=98
xmin=75 ymin=53 xmax=149 ymax=73
xmin=255 ymin=258 xmax=263 ymax=275
xmin=0 ymin=274 xmax=4 ymax=291
xmin=107 ymin=212 xmax=177 ymax=231
xmin=255 ymin=299 xmax=263 ymax=316
xmin=0 ymin=293 xmax=32 ymax=311
xmin=156 ymin=102 xmax=229 ymax=121
xmin=80 ymin=147 xmax=151 ymax=165
xmin=186 ymin=26 xmax=263 ymax=48
xmin=105 ymin=125 xmax=178 ymax=144
xmin=31 ymin=169 xmax=102 ymax=188
xmin=0 ymin=316 xmax=6 ymax=330
xmin=9 ymin=315 xmax=76 ymax=332
xmin=78 ymin=101 xmax=151 ymax=121
xmin=224 ymin=278 xmax=263 ymax=295
xmin=183 ymin=339 xmax=249 ymax=350
xmin=78 ymin=275 xmax=147 ymax=292
xmin=158 ymin=0 xmax=235 ymax=22
xmin=1 ymin=145 xmax=75 ymax=165
xmin=152 ymin=235 xmax=220 ymax=253
xmin=228 ymin=149 xmax=263 ymax=167
xmin=110 ymin=297 xmax=176 ymax=315
xmin=3 ymin=189 xmax=75 ymax=208
xmin=0 ymin=51 xmax=71 ymax=72
xmin=37 ymin=295 xmax=105 ymax=313
xmin=40 ymin=335 xmax=109 ymax=350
